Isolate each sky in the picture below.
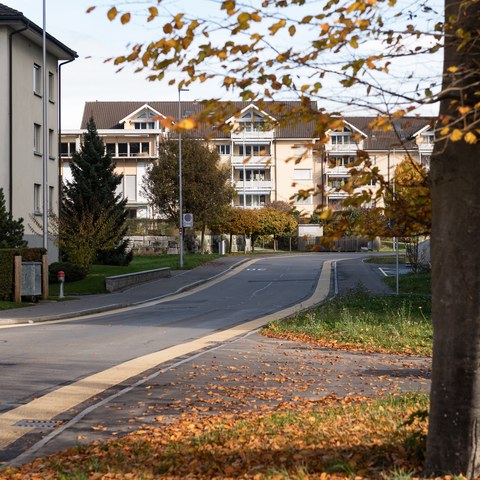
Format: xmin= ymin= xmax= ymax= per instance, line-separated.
xmin=12 ymin=0 xmax=443 ymax=129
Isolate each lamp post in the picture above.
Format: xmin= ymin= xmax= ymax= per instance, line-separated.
xmin=178 ymin=88 xmax=188 ymax=268
xmin=42 ymin=0 xmax=48 ymax=251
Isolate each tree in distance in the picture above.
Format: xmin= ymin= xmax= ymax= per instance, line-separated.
xmin=100 ymin=0 xmax=479 ymax=476
xmin=142 ymin=137 xmax=233 ymax=252
xmin=0 ymin=187 xmax=27 ymax=248
xmin=63 ymin=118 xmax=131 ymax=267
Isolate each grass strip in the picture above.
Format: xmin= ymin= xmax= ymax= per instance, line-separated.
xmin=263 ymin=289 xmax=432 ymax=356
xmin=384 ymin=272 xmax=431 ymax=296
xmin=49 ymin=254 xmax=220 ymax=296
xmin=0 ymin=300 xmax=26 ymax=311
xmin=2 ymin=394 xmax=429 ymax=480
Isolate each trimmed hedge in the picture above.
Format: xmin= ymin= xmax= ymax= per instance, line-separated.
xmin=0 ymin=248 xmax=46 ymax=301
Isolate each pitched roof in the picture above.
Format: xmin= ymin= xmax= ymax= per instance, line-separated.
xmin=80 ymin=101 xmax=319 ymax=139
xmin=344 ymin=116 xmax=435 ymax=150
xmin=0 ymin=4 xmax=22 ymax=16
xmin=0 ymin=2 xmax=77 ymax=60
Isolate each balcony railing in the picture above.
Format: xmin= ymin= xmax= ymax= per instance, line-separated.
xmin=231 ymin=130 xmax=274 ymax=140
xmin=325 ymin=166 xmax=352 ymax=176
xmin=325 ymin=142 xmax=361 ymax=153
xmin=231 ymin=155 xmax=271 ymax=166
xmin=234 ymin=180 xmax=273 ymax=191
xmin=417 ymin=143 xmax=434 ymax=154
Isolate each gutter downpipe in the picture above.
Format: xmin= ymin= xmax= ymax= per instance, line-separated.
xmin=8 ymin=25 xmax=28 ymax=215
xmin=57 ymin=58 xmax=76 ymax=221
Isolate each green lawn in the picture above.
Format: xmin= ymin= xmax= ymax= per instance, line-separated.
xmin=364 ymin=254 xmax=406 ymax=264
xmin=0 ymin=300 xmax=27 ymax=310
xmin=384 ymin=271 xmax=431 ymax=295
xmin=49 ymin=254 xmax=220 ymax=296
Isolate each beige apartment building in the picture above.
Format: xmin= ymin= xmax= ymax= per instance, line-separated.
xmin=0 ymin=3 xmax=76 ymax=250
xmin=61 ymin=101 xmax=434 ymax=220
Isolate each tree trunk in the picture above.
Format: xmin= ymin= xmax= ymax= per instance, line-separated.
xmin=425 ymin=1 xmax=480 ymax=477
xmin=200 ymin=223 xmax=206 ymax=253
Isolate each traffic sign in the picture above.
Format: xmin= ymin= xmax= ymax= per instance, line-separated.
xmin=183 ymin=213 xmax=194 ymax=227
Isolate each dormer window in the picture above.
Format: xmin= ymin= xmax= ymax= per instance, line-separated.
xmin=239 ymin=111 xmax=266 ymax=132
xmin=422 ymin=133 xmax=435 ymax=144
xmin=330 ymin=128 xmax=353 ymax=145
xmin=131 ymin=110 xmax=158 ymax=129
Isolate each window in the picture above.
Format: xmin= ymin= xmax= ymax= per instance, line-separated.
xmin=239 ymin=145 xmax=268 ymax=156
xmin=34 ymin=124 xmax=41 ymax=154
xmin=106 ymin=143 xmax=116 ymax=156
xmin=34 ymin=184 xmax=41 ymax=214
xmin=49 ymin=186 xmax=54 ymax=212
xmin=330 ymin=129 xmax=353 ymax=145
xmin=33 ymin=64 xmax=41 ymax=95
xmin=329 ymin=177 xmax=349 ymax=188
xmin=293 ymin=169 xmax=312 ymax=180
xmin=125 ymin=175 xmax=137 ymax=201
xmin=238 ymin=194 xmax=266 ymax=207
xmin=49 ymin=129 xmax=55 ymax=159
xmin=141 ymin=142 xmax=149 ymax=154
xmin=423 ymin=133 xmax=435 ymax=144
xmin=330 ymin=156 xmax=355 ymax=167
xmin=130 ymin=142 xmax=140 ymax=156
xmin=118 ymin=143 xmax=128 ymax=157
xmin=239 ymin=169 xmax=266 ymax=181
xmin=48 ymin=72 xmax=54 ymax=102
xmin=61 ymin=142 xmax=76 ymax=157
xmin=217 ymin=144 xmax=231 ymax=155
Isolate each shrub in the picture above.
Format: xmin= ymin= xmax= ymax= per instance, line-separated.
xmin=49 ymin=262 xmax=87 ymax=283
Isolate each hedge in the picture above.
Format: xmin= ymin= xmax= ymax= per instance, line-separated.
xmin=0 ymin=248 xmax=46 ymax=301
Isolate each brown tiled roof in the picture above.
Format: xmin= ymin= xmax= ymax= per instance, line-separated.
xmin=345 ymin=116 xmax=435 ymax=150
xmin=80 ymin=101 xmax=319 ymax=139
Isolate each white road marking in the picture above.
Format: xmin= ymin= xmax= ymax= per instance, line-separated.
xmin=379 ymin=267 xmax=389 ymax=277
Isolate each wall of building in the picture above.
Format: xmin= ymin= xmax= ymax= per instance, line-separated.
xmin=0 ymin=28 xmax=10 ymax=204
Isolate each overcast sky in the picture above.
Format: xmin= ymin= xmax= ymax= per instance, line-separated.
xmin=12 ymin=0 xmax=442 ymax=129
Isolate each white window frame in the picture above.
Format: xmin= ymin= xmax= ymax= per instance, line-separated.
xmin=34 ymin=124 xmax=41 ymax=154
xmin=33 ymin=64 xmax=41 ymax=95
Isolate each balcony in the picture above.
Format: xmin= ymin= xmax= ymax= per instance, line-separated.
xmin=231 ymin=130 xmax=274 ymax=141
xmin=417 ymin=142 xmax=434 ymax=154
xmin=231 ymin=155 xmax=271 ymax=166
xmin=325 ymin=165 xmax=352 ymax=176
xmin=325 ymin=187 xmax=350 ymax=199
xmin=234 ymin=180 xmax=273 ymax=192
xmin=325 ymin=142 xmax=361 ymax=153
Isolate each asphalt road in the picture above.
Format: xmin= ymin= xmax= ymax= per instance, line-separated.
xmin=0 ymin=254 xmax=332 ymax=413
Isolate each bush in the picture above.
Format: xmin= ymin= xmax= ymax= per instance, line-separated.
xmin=95 ymin=244 xmax=133 ymax=266
xmin=49 ymin=262 xmax=87 ymax=283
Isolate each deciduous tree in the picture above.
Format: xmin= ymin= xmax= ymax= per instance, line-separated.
xmin=97 ymin=0 xmax=480 ymax=475
xmin=142 ymin=137 xmax=233 ymax=251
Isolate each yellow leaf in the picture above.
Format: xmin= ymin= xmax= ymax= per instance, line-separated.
xmin=458 ymin=106 xmax=471 ymax=115
xmin=448 ymin=66 xmax=459 ymax=73
xmin=176 ymin=118 xmax=196 ymax=130
xmin=147 ymin=6 xmax=158 ymax=22
xmin=440 ymin=127 xmax=450 ymax=136
xmin=450 ymin=129 xmax=463 ymax=142
xmin=86 ymin=6 xmax=95 ymax=13
xmin=289 ymin=25 xmax=296 ymax=36
xmin=238 ymin=12 xmax=251 ymax=24
xmin=120 ymin=13 xmax=131 ymax=25
xmin=107 ymin=7 xmax=118 ymax=21
xmin=465 ymin=132 xmax=477 ymax=144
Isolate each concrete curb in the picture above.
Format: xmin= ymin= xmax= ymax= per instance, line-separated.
xmin=0 ymin=257 xmax=252 ymax=326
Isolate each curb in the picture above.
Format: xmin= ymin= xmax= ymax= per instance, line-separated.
xmin=0 ymin=257 xmax=252 ymax=326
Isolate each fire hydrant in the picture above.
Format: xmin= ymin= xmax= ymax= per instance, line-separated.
xmin=57 ymin=270 xmax=65 ymax=299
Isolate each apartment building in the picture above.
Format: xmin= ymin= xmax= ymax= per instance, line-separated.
xmin=61 ymin=101 xmax=434 ymax=219
xmin=0 ymin=3 xmax=76 ymax=250
xmin=61 ymin=101 xmax=322 ymax=217
xmin=324 ymin=117 xmax=434 ymax=211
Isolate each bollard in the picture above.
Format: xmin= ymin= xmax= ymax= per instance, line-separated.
xmin=57 ymin=270 xmax=65 ymax=299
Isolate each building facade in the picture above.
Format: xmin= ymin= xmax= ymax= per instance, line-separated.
xmin=0 ymin=3 xmax=76 ymax=251
xmin=61 ymin=101 xmax=434 ymax=220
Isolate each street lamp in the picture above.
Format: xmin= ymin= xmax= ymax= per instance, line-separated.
xmin=178 ymin=88 xmax=188 ymax=268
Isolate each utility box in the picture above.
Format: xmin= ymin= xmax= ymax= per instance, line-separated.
xmin=21 ymin=262 xmax=42 ymax=296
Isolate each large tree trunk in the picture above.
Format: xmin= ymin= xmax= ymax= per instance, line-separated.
xmin=425 ymin=1 xmax=480 ymax=477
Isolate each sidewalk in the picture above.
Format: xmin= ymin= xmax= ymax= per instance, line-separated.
xmin=0 ymin=256 xmax=250 ymax=326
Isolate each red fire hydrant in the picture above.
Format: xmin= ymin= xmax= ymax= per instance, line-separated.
xmin=57 ymin=270 xmax=65 ymax=299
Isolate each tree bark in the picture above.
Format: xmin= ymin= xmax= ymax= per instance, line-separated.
xmin=425 ymin=1 xmax=480 ymax=477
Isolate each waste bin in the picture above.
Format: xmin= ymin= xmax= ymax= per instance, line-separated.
xmin=21 ymin=262 xmax=42 ymax=296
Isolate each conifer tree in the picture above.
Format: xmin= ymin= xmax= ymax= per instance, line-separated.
xmin=63 ymin=118 xmax=131 ymax=265
xmin=0 ymin=188 xmax=27 ymax=248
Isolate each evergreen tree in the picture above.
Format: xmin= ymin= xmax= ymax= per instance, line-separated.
xmin=63 ymin=118 xmax=131 ymax=265
xmin=0 ymin=188 xmax=27 ymax=248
